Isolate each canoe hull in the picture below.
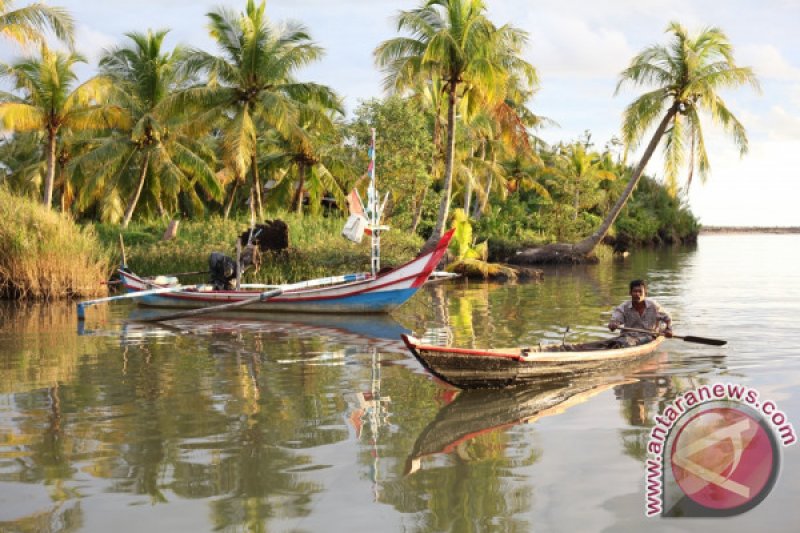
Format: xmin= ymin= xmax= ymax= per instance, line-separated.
xmin=402 ymin=334 xmax=665 ymax=389
xmin=120 ymin=230 xmax=453 ymax=315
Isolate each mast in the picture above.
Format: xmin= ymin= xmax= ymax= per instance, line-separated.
xmin=368 ymin=128 xmax=380 ymax=276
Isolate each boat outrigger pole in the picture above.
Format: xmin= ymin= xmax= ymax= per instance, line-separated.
xmin=368 ymin=128 xmax=379 ymax=276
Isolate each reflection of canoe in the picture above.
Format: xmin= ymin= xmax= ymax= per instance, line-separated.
xmin=119 ymin=230 xmax=453 ymax=314
xmin=402 ymin=334 xmax=665 ymax=389
xmin=406 ymin=375 xmax=628 ymax=474
xmin=84 ymin=310 xmax=411 ymax=353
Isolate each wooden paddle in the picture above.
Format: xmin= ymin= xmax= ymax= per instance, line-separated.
xmin=77 ymin=285 xmax=186 ymax=320
xmin=620 ymin=327 xmax=727 ymax=346
xmin=137 ymin=288 xmax=283 ymax=322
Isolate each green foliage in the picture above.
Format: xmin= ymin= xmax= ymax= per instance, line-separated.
xmin=614 ymin=176 xmax=699 ymax=244
xmin=347 ymin=96 xmax=432 ymax=228
xmin=446 ymin=208 xmax=516 ymax=279
xmin=96 ymin=211 xmax=423 ymax=284
xmin=1 ymin=6 xmax=714 ymax=262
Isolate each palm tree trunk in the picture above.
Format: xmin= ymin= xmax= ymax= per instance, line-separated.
xmin=292 ymin=161 xmax=307 ymax=214
xmin=573 ymin=103 xmax=679 ymax=255
xmin=411 ymin=117 xmax=442 ymax=234
xmin=410 ymin=186 xmax=427 ymax=234
xmin=474 ymin=170 xmax=493 ymax=220
xmin=156 ymin=197 xmax=167 ymax=218
xmin=42 ymin=129 xmax=57 ymax=208
xmin=465 ymin=140 xmax=486 ymax=216
xmin=573 ymin=188 xmax=579 ymax=221
xmin=251 ymin=153 xmax=263 ymax=220
xmin=121 ymin=151 xmax=151 ymax=229
xmin=248 ymin=184 xmax=257 ymax=228
xmin=421 ymin=78 xmax=458 ymax=253
xmin=224 ymin=179 xmax=241 ymax=219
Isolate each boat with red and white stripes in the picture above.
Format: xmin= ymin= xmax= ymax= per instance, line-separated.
xmin=115 ymin=229 xmax=454 ymax=315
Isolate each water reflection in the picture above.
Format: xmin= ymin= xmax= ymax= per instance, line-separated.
xmin=3 ymin=236 xmax=799 ymax=531
xmin=406 ymin=375 xmax=627 ymax=474
xmin=1 ymin=302 xmax=414 ymax=531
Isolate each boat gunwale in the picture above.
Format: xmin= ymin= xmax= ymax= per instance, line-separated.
xmin=119 ymin=228 xmax=455 ymax=305
xmin=402 ymin=334 xmax=665 ymax=364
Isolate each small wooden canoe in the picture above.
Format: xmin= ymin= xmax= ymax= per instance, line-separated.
xmin=401 ymin=334 xmax=665 ymax=389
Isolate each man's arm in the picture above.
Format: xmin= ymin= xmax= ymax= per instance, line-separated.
xmin=608 ymin=303 xmax=626 ymax=331
xmin=652 ymin=300 xmax=673 ymax=337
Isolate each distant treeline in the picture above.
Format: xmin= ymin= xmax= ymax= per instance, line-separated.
xmin=700 ymin=227 xmax=800 ymax=234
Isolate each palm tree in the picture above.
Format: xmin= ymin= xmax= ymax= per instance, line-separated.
xmin=74 ymin=30 xmax=221 ymax=227
xmin=0 ymin=0 xmax=74 ymax=49
xmin=259 ymin=113 xmax=348 ymax=216
xmin=173 ymin=0 xmax=341 ymax=221
xmin=0 ymin=46 xmax=126 ymax=208
xmin=572 ymin=22 xmax=759 ymax=256
xmin=552 ymin=143 xmax=616 ymax=221
xmin=0 ymin=131 xmax=44 ymax=197
xmin=375 ymin=0 xmax=537 ymax=253
xmin=515 ymin=22 xmax=759 ymax=263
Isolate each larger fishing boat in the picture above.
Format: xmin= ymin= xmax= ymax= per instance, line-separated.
xmin=115 ymin=230 xmax=453 ymax=314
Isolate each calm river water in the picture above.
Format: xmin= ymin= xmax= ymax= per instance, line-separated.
xmin=1 ymin=234 xmax=798 ymax=532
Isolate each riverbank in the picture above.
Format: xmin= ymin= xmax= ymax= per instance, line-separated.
xmin=0 ymin=190 xmax=110 ymax=300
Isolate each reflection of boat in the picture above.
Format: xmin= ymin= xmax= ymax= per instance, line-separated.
xmin=82 ymin=310 xmax=411 ymax=353
xmin=406 ymin=375 xmax=630 ymax=474
xmin=118 ymin=230 xmax=453 ymax=314
xmin=402 ymin=334 xmax=665 ymax=389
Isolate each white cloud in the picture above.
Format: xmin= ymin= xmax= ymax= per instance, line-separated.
xmin=525 ymin=14 xmax=632 ymax=78
xmin=74 ymin=24 xmax=118 ymax=64
xmin=687 ymin=138 xmax=800 ymax=226
xmin=739 ymin=44 xmax=800 ymax=81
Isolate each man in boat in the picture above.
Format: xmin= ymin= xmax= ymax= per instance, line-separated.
xmin=608 ymin=279 xmax=673 ymax=346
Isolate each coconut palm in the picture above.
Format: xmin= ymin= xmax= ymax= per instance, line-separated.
xmin=0 ymin=0 xmax=74 ymax=49
xmin=73 ymin=30 xmax=221 ymax=227
xmin=0 ymin=46 xmax=126 ymax=208
xmin=172 ymin=0 xmax=341 ymax=221
xmin=375 ymin=0 xmax=537 ymax=252
xmin=259 ymin=113 xmax=349 ymax=216
xmin=0 ymin=131 xmax=43 ymax=197
xmin=571 ymin=21 xmax=759 ymax=256
xmin=514 ymin=22 xmax=759 ymax=263
xmin=551 ymin=143 xmax=617 ymax=221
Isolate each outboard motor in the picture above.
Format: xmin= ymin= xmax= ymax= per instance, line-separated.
xmin=208 ymin=243 xmax=261 ymax=290
xmin=208 ymin=252 xmax=238 ymax=290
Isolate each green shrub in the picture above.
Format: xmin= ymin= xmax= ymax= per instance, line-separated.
xmin=96 ymin=211 xmax=424 ymax=284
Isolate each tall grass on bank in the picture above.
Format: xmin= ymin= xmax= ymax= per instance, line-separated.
xmin=95 ymin=212 xmax=424 ymax=284
xmin=0 ymin=189 xmax=111 ymax=300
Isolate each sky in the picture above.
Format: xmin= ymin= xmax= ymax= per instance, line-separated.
xmin=3 ymin=0 xmax=800 ymax=227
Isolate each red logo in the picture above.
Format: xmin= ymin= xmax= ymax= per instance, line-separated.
xmin=670 ymin=406 xmax=778 ymax=512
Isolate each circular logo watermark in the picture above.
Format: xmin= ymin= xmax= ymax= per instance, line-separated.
xmin=669 ymin=405 xmax=780 ymax=514
xmin=644 ymin=383 xmax=795 ymax=518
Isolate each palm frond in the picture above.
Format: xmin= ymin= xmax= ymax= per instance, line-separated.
xmin=0 ymin=2 xmax=75 ymax=47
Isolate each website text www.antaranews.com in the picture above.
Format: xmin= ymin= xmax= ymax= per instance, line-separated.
xmin=644 ymin=383 xmax=796 ymax=516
